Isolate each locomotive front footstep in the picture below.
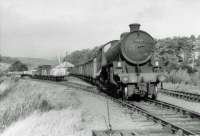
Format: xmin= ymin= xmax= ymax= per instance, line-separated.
xmin=92 ymin=130 xmax=137 ymax=136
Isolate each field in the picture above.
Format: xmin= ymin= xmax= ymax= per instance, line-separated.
xmin=0 ymin=77 xmax=164 ymax=136
xmin=0 ymin=77 xmax=73 ymax=133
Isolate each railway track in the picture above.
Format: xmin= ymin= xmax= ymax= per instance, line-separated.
xmin=161 ymin=89 xmax=200 ymax=102
xmin=129 ymin=99 xmax=200 ymax=135
xmin=64 ymin=81 xmax=200 ymax=136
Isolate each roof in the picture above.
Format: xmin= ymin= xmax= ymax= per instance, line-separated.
xmin=54 ymin=61 xmax=74 ymax=68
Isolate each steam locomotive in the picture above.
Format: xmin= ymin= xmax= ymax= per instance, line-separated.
xmin=71 ymin=23 xmax=165 ymax=100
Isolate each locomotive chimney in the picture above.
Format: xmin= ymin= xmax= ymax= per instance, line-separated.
xmin=129 ymin=23 xmax=140 ymax=32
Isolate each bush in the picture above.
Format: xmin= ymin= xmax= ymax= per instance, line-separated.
xmin=166 ymin=62 xmax=179 ymax=72
xmin=166 ymin=69 xmax=191 ymax=84
xmin=180 ymin=64 xmax=198 ymax=74
xmin=163 ymin=82 xmax=200 ymax=94
xmin=190 ymin=72 xmax=200 ymax=85
xmin=8 ymin=61 xmax=28 ymax=72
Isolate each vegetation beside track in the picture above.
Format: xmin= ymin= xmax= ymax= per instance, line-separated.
xmin=163 ymin=82 xmax=200 ymax=95
xmin=0 ymin=77 xmax=79 ymax=133
xmin=163 ymin=68 xmax=200 ymax=94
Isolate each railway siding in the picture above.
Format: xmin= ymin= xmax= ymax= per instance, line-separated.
xmin=134 ymin=99 xmax=200 ymax=135
xmin=161 ymin=88 xmax=200 ymax=102
xmin=121 ymin=100 xmax=198 ymax=136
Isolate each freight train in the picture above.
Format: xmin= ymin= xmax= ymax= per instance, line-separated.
xmin=21 ymin=65 xmax=69 ymax=81
xmin=71 ymin=23 xmax=166 ymax=100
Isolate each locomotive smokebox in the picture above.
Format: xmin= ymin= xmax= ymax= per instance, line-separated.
xmin=129 ymin=23 xmax=140 ymax=32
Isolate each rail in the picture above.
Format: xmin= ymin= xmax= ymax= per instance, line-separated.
xmin=161 ymin=89 xmax=200 ymax=102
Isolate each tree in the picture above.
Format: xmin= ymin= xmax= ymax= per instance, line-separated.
xmin=155 ymin=36 xmax=196 ymax=71
xmin=197 ymin=35 xmax=200 ymax=40
xmin=64 ymin=46 xmax=99 ymax=65
xmin=190 ymin=35 xmax=196 ymax=41
xmin=9 ymin=61 xmax=28 ymax=71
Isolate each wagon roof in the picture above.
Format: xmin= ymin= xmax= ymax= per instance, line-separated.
xmin=54 ymin=61 xmax=74 ymax=68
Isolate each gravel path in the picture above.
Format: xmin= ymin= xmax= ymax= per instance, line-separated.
xmin=67 ymin=76 xmax=93 ymax=86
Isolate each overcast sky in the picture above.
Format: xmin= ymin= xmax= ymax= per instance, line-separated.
xmin=0 ymin=0 xmax=200 ymax=59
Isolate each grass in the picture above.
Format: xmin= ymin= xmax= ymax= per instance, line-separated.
xmin=165 ymin=69 xmax=192 ymax=84
xmin=0 ymin=94 xmax=53 ymax=130
xmin=0 ymin=77 xmax=18 ymax=98
xmin=163 ymin=82 xmax=200 ymax=94
xmin=0 ymin=63 xmax=10 ymax=72
xmin=164 ymin=69 xmax=200 ymax=94
xmin=0 ymin=78 xmax=80 ymax=132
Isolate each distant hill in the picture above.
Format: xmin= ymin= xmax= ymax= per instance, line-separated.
xmin=1 ymin=56 xmax=58 ymax=70
xmin=0 ymin=56 xmax=18 ymax=64
xmin=16 ymin=57 xmax=58 ymax=69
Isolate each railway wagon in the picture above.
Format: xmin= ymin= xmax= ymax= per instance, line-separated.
xmin=71 ymin=58 xmax=96 ymax=83
xmin=32 ymin=65 xmax=65 ymax=81
xmin=32 ymin=65 xmax=51 ymax=80
xmin=71 ymin=23 xmax=165 ymax=100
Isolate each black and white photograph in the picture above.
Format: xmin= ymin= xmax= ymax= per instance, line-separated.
xmin=0 ymin=0 xmax=200 ymax=135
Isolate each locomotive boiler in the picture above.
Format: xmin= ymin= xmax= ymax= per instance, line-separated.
xmin=71 ymin=23 xmax=165 ymax=100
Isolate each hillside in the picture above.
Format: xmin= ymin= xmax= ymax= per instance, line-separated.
xmin=16 ymin=57 xmax=58 ymax=69
xmin=0 ymin=56 xmax=18 ymax=64
xmin=1 ymin=56 xmax=57 ymax=69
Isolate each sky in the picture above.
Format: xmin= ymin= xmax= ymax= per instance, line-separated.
xmin=0 ymin=0 xmax=200 ymax=59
